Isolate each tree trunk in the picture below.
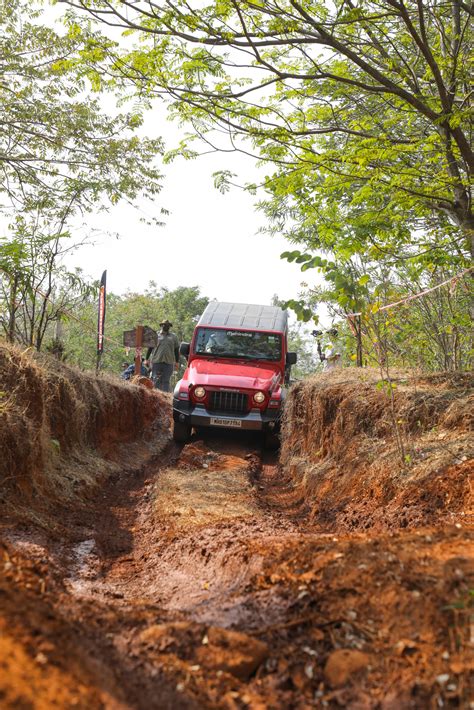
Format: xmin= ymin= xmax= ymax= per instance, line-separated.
xmin=7 ymin=274 xmax=18 ymax=344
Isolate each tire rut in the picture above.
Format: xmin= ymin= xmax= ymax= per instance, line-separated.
xmin=64 ymin=433 xmax=298 ymax=633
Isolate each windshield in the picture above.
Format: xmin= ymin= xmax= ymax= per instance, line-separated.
xmin=194 ymin=328 xmax=282 ymax=361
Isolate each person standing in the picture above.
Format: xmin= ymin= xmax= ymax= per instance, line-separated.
xmin=323 ymin=347 xmax=342 ymax=371
xmin=146 ymin=319 xmax=179 ymax=392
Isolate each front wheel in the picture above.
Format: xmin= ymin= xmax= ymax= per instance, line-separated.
xmin=173 ymin=420 xmax=191 ymax=443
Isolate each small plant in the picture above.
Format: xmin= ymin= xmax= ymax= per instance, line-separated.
xmin=50 ymin=439 xmax=61 ymax=453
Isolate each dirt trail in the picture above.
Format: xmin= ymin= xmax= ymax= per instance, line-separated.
xmin=1 ymin=426 xmax=473 ymax=709
xmin=63 ymin=434 xmax=298 ymax=626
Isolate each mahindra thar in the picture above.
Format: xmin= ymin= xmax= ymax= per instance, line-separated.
xmin=172 ymin=301 xmax=297 ymax=448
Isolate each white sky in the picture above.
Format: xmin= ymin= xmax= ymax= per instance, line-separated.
xmin=71 ymin=117 xmax=319 ymax=307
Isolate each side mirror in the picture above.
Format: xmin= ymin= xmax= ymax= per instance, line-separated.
xmin=180 ymin=342 xmax=190 ymax=358
xmin=286 ymin=351 xmax=297 ymax=365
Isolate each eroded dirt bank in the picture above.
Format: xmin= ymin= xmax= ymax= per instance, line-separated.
xmin=0 ymin=343 xmax=169 ymax=529
xmin=0 ymin=351 xmax=472 ymax=709
xmin=281 ymin=370 xmax=473 ymax=531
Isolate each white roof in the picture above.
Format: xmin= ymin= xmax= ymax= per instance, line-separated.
xmin=198 ymin=301 xmax=288 ymax=332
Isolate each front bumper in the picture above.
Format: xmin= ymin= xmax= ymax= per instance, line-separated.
xmin=173 ymin=398 xmax=281 ymax=432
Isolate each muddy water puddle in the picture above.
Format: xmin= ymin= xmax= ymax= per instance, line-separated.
xmin=65 ymin=538 xmax=99 ymax=595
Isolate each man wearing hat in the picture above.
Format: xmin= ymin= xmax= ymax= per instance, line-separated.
xmin=146 ymin=319 xmax=180 ymax=392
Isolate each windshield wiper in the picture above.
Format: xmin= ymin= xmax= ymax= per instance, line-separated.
xmin=248 ymin=356 xmax=273 ymax=360
xmin=196 ymin=351 xmax=243 ymax=358
xmin=197 ymin=351 xmax=278 ymax=360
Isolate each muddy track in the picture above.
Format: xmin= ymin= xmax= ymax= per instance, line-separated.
xmin=63 ymin=434 xmax=299 ymax=625
xmin=2 ymin=429 xmax=472 ymax=709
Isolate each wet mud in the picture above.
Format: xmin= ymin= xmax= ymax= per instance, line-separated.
xmin=1 ymin=425 xmax=473 ymax=709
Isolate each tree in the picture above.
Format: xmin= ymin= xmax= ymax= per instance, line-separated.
xmin=0 ymin=0 xmax=168 ymax=353
xmin=103 ymin=283 xmax=209 ymax=343
xmin=156 ymin=286 xmax=210 ymax=342
xmin=0 ymin=209 xmax=95 ymax=350
xmin=271 ymin=295 xmax=319 ymax=377
xmin=298 ymin=259 xmax=473 ymax=371
xmin=60 ymin=0 xmax=473 ymax=260
xmin=61 ymin=284 xmax=209 ymax=372
xmin=287 ymin=324 xmax=320 ymax=378
xmin=0 ymin=0 xmax=163 ymax=216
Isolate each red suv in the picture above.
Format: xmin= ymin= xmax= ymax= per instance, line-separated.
xmin=173 ymin=301 xmax=297 ymax=448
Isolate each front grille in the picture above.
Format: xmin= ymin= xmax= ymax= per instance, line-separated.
xmin=209 ymin=390 xmax=248 ymax=413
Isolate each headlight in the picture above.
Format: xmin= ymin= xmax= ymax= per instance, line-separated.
xmin=253 ymin=391 xmax=265 ymax=404
xmin=194 ymin=386 xmax=206 ymax=399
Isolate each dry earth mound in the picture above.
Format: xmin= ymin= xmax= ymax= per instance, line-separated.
xmin=281 ymin=369 xmax=473 ymax=531
xmin=0 ymin=342 xmax=169 ymax=528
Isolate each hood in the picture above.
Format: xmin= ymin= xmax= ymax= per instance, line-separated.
xmin=187 ymin=358 xmax=281 ymax=392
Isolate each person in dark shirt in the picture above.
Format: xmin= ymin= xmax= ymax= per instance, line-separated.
xmin=121 ymin=359 xmax=148 ymax=381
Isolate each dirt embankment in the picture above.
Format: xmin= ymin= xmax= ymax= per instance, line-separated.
xmin=280 ymin=370 xmax=473 ymax=531
xmin=0 ymin=343 xmax=169 ymax=527
xmin=0 ymin=350 xmax=472 ymax=709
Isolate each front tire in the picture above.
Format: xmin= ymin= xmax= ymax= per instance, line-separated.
xmin=173 ymin=420 xmax=191 ymax=443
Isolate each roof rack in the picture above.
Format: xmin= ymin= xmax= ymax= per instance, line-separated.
xmin=198 ymin=301 xmax=288 ymax=332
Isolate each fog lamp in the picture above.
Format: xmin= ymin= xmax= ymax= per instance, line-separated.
xmin=253 ymin=391 xmax=265 ymax=404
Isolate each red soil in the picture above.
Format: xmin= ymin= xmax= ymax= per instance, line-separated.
xmin=0 ymin=351 xmax=472 ymax=709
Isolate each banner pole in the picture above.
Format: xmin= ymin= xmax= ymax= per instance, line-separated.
xmin=96 ymin=270 xmax=107 ymax=374
xmin=134 ymin=325 xmax=143 ymax=376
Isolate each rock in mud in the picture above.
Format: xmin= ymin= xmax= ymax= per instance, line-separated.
xmin=196 ymin=626 xmax=268 ymax=680
xmin=130 ymin=374 xmax=154 ymax=389
xmin=324 ymin=649 xmax=370 ymax=687
xmin=139 ymin=622 xmax=195 ymax=653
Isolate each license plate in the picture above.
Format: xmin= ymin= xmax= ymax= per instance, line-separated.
xmin=210 ymin=417 xmax=242 ymax=428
